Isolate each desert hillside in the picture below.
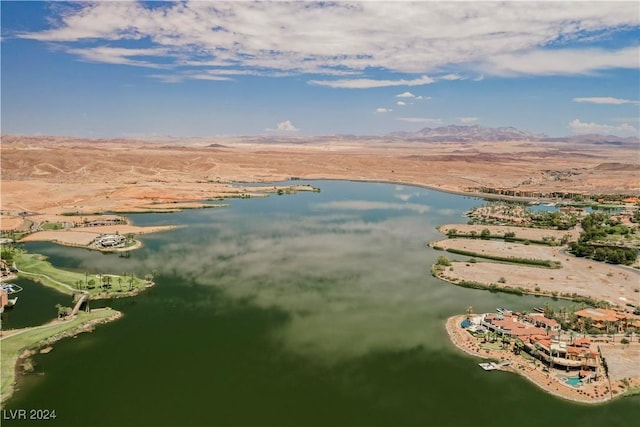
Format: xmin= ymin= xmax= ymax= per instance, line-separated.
xmin=1 ymin=134 xmax=638 ymax=217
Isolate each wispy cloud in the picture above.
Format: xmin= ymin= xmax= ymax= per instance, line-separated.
xmin=479 ymin=47 xmax=639 ymax=76
xmin=15 ymin=2 xmax=639 ymax=80
xmin=440 ymin=73 xmax=464 ymax=81
xmin=396 ymin=101 xmax=408 ymax=106
xmin=569 ymin=119 xmax=637 ymax=135
xmin=459 ymin=117 xmax=479 ymax=123
xmin=573 ymin=97 xmax=639 ymax=105
xmin=375 ymin=108 xmax=392 ymax=113
xmin=67 ymin=46 xmax=169 ymax=69
xmin=309 ymin=76 xmax=435 ymax=89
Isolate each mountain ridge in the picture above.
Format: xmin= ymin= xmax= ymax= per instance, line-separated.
xmin=387 ymin=124 xmax=639 ymax=144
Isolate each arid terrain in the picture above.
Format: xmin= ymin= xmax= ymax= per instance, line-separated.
xmin=1 ymin=135 xmax=638 ymax=226
xmin=432 ymin=237 xmax=640 ymax=307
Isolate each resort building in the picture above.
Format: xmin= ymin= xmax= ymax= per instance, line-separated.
xmin=481 ymin=313 xmax=550 ymax=338
xmin=523 ymin=313 xmax=561 ymax=333
xmin=95 ymin=234 xmax=126 ymax=248
xmin=522 ymin=334 xmax=599 ymax=372
xmin=472 ymin=311 xmax=602 ymax=375
xmin=574 ymin=308 xmax=630 ymax=333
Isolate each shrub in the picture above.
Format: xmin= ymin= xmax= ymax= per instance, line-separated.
xmin=436 ymin=256 xmax=452 ymax=266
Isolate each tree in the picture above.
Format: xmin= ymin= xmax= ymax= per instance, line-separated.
xmin=87 ymin=278 xmax=96 ymax=289
xmin=543 ymin=303 xmax=554 ymax=319
xmin=465 ymin=305 xmax=473 ymax=320
xmin=480 ymin=229 xmax=491 ymax=239
xmin=436 ymin=256 xmax=451 ymax=266
xmin=55 ymin=304 xmax=71 ymax=318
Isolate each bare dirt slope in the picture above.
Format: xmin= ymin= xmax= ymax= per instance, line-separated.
xmin=1 ymin=135 xmax=638 ymax=219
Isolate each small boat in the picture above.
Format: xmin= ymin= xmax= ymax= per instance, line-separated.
xmin=496 ymin=307 xmax=511 ymax=315
xmin=5 ymin=297 xmax=18 ymax=308
xmin=479 ymin=362 xmax=497 ymax=371
xmin=533 ymin=307 xmax=544 ymax=313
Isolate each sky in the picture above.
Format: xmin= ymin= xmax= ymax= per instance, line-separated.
xmin=1 ymin=1 xmax=639 ymax=138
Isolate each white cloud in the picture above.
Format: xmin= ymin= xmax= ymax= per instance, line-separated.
xmin=479 ymin=47 xmax=639 ymax=76
xmin=573 ymin=97 xmax=639 ymax=105
xmin=396 ymin=92 xmax=430 ymax=101
xmin=397 ymin=117 xmax=442 ymax=124
xmin=375 ymin=108 xmax=392 ymax=113
xmin=67 ymin=47 xmax=169 ymax=69
xmin=459 ymin=117 xmax=479 ymax=123
xmin=569 ymin=119 xmax=637 ymax=135
xmin=266 ymin=120 xmax=299 ymax=132
xmin=396 ymin=101 xmax=407 ymax=106
xmin=308 ymin=75 xmax=435 ymax=89
xmin=16 ymin=2 xmax=639 ymax=79
xmin=440 ymin=73 xmax=464 ymax=81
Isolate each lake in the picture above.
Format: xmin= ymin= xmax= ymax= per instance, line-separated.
xmin=4 ymin=181 xmax=639 ymax=426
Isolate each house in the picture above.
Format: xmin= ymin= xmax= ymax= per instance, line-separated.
xmin=574 ymin=308 xmax=628 ymax=332
xmin=95 ymin=234 xmax=126 ymax=248
xmin=525 ymin=313 xmax=561 ymax=332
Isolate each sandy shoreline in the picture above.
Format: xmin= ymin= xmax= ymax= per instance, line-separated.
xmin=444 ymin=315 xmax=638 ymax=405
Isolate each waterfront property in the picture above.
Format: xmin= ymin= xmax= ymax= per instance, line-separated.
xmin=473 ymin=310 xmax=603 ymax=375
xmin=94 ymin=234 xmax=126 ymax=248
xmin=574 ymin=308 xmax=635 ymax=333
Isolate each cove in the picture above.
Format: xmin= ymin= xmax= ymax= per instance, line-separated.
xmin=4 ymin=181 xmax=639 ymax=427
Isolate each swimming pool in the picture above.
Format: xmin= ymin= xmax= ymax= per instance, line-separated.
xmin=564 ymin=376 xmax=582 ymax=387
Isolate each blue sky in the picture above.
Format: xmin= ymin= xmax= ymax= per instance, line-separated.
xmin=1 ymin=1 xmax=639 ymax=138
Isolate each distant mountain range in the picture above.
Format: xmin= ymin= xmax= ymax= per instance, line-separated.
xmin=387 ymin=125 xmax=639 ymax=144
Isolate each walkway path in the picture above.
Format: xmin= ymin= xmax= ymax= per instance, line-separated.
xmin=14 ymin=262 xmax=87 ymax=295
xmin=1 ymin=320 xmax=64 ymax=340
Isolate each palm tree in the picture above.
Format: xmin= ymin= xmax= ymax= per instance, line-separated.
xmin=465 ymin=305 xmax=473 ymax=320
xmin=117 ymin=277 xmax=123 ymax=291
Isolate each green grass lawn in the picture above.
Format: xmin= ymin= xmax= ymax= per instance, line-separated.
xmin=1 ymin=309 xmax=118 ymax=403
xmin=14 ymin=251 xmax=149 ymax=297
xmin=479 ymin=341 xmax=505 ymax=350
xmin=40 ymin=222 xmax=64 ymax=230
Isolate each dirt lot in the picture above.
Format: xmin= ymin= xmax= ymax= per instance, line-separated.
xmin=599 ymin=343 xmax=640 ymax=382
xmin=434 ymin=237 xmax=640 ymax=306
